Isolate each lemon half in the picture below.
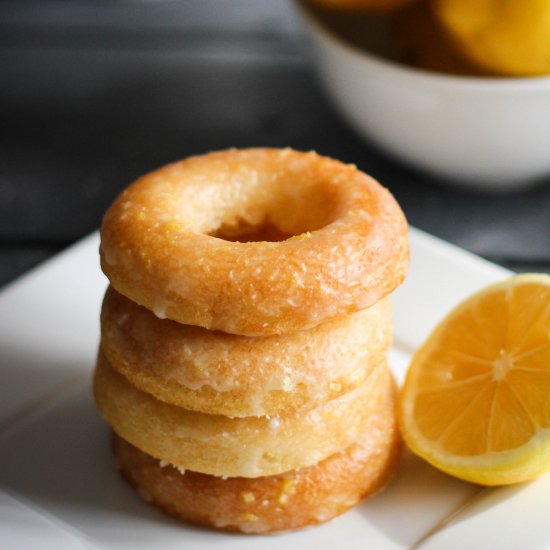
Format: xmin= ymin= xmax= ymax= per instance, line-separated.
xmin=399 ymin=274 xmax=550 ymax=485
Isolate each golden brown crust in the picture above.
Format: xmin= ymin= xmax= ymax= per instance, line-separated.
xmin=101 ymin=286 xmax=392 ymax=417
xmin=100 ymin=148 xmax=408 ymax=335
xmin=94 ymin=352 xmax=393 ymax=478
xmin=112 ymin=375 xmax=401 ymax=534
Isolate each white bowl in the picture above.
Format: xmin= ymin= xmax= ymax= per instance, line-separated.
xmin=298 ymin=5 xmax=550 ymax=192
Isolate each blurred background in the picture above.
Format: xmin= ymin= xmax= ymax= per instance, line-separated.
xmin=1 ymin=0 xmax=549 ymax=288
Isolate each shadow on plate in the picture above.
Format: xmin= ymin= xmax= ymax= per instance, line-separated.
xmin=0 ymin=384 xmax=224 ymax=543
xmin=359 ymin=444 xmax=536 ymax=547
xmin=357 ymin=448 xmax=480 ymax=546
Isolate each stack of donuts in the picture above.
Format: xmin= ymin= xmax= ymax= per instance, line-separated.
xmin=94 ymin=148 xmax=409 ymax=533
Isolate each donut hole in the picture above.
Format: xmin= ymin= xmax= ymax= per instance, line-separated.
xmin=211 ymin=220 xmax=292 ymax=243
xmin=206 ymin=179 xmax=340 ymax=243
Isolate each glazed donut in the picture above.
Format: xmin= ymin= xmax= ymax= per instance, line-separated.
xmin=100 ymin=286 xmax=392 ymax=417
xmin=94 ymin=352 xmax=392 ymax=478
xmin=112 ymin=374 xmax=400 ymax=534
xmin=100 ymin=148 xmax=408 ymax=335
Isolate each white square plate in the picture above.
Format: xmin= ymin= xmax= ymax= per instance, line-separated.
xmin=1 ymin=228 xmax=548 ymax=550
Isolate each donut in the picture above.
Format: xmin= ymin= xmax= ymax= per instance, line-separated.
xmin=112 ymin=373 xmax=400 ymax=534
xmin=100 ymin=148 xmax=408 ymax=335
xmin=94 ymin=352 xmax=392 ymax=478
xmin=100 ymin=286 xmax=392 ymax=417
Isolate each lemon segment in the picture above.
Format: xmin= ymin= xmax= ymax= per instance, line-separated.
xmin=399 ymin=274 xmax=550 ymax=485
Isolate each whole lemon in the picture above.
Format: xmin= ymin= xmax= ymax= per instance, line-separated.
xmin=433 ymin=0 xmax=550 ymax=76
xmin=395 ymin=3 xmax=489 ymax=75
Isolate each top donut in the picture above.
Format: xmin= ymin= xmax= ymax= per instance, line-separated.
xmin=100 ymin=148 xmax=408 ymax=335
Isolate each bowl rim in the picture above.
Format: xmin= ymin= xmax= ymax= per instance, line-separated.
xmin=297 ymin=1 xmax=550 ymax=92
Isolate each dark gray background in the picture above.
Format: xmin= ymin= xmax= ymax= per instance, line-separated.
xmin=1 ymin=0 xmax=549 ymax=288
